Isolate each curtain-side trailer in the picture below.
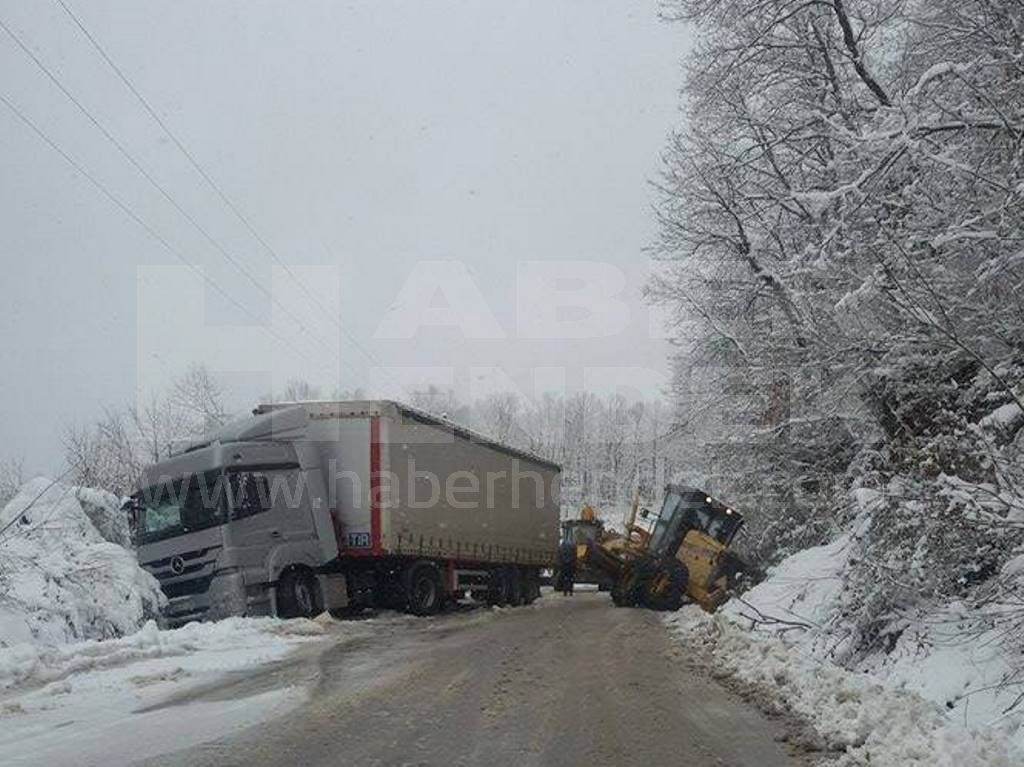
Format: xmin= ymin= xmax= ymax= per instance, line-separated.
xmin=130 ymin=400 xmax=560 ymax=624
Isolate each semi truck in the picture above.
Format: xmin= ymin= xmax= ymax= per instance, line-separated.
xmin=127 ymin=400 xmax=561 ymax=625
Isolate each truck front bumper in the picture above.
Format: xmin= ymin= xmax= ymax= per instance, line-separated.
xmin=162 ymin=571 xmax=270 ymax=627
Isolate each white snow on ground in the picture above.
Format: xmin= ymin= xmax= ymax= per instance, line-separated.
xmin=720 ymin=488 xmax=1024 ymax=746
xmin=682 ymin=503 xmax=1024 ymax=765
xmin=0 ymin=478 xmax=342 ymax=766
xmin=0 ymin=616 xmax=321 ymax=693
xmin=0 ymin=478 xmax=164 ymax=647
xmin=725 ymin=531 xmax=855 ymax=633
xmin=667 ymin=607 xmax=1024 ymax=767
xmin=0 ymin=614 xmax=368 ymax=767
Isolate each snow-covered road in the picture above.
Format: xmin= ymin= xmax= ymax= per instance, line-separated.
xmin=132 ymin=594 xmax=800 ymax=767
xmin=4 ymin=591 xmax=1022 ymax=766
xmin=0 ymin=614 xmax=410 ymax=767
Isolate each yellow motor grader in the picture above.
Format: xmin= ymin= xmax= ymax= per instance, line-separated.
xmin=579 ymin=485 xmax=747 ymax=612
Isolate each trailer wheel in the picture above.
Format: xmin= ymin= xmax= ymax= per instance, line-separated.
xmin=485 ymin=569 xmax=505 ymax=606
xmin=405 ymin=563 xmax=443 ymax=616
xmin=522 ymin=569 xmax=540 ymax=604
xmin=504 ymin=567 xmax=524 ymax=606
xmin=277 ymin=568 xmax=321 ymax=619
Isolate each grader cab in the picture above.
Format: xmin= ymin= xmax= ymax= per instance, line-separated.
xmin=581 ymin=485 xmax=746 ymax=612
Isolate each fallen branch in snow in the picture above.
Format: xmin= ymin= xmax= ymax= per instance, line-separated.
xmin=731 ymin=594 xmax=815 ymax=632
xmin=0 ymin=469 xmax=72 ymax=543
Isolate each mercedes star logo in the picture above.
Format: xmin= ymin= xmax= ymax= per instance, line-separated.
xmin=169 ymin=556 xmax=186 ymax=576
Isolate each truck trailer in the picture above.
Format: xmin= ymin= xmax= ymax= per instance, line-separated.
xmin=128 ymin=400 xmax=561 ymax=625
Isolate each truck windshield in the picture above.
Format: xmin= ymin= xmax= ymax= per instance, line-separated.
xmin=131 ymin=470 xmax=227 ymax=545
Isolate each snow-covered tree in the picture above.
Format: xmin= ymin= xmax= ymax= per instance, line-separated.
xmin=651 ymin=0 xmax=1024 ymax=654
xmin=62 ymin=365 xmax=232 ymax=496
xmin=0 ymin=456 xmax=24 ymax=509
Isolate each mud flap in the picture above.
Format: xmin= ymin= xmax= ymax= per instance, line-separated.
xmin=318 ymin=573 xmax=349 ymax=610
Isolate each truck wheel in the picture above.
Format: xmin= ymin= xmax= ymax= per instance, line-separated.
xmin=277 ymin=569 xmax=321 ymax=619
xmin=641 ymin=559 xmax=688 ymax=611
xmin=405 ymin=564 xmax=442 ymax=616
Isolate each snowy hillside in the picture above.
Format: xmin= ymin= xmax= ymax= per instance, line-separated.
xmin=698 ymin=496 xmax=1024 ymax=763
xmin=668 ymin=606 xmax=1024 ymax=767
xmin=0 ymin=478 xmax=164 ymax=649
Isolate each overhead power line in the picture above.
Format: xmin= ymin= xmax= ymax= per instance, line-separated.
xmin=0 ymin=89 xmax=334 ymax=379
xmin=53 ymin=0 xmax=387 ymax=373
xmin=0 ymin=13 xmax=348 ymax=376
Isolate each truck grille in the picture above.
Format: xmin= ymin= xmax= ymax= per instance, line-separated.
xmin=141 ymin=545 xmax=222 ymax=600
xmin=141 ymin=545 xmax=222 ymax=572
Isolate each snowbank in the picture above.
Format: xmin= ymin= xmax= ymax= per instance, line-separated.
xmin=0 ymin=478 xmax=164 ymax=648
xmin=74 ymin=485 xmax=132 ymax=548
xmin=725 ymin=532 xmax=853 ymax=631
xmin=714 ymin=500 xmax=1024 ymax=759
xmin=667 ymin=608 xmax=1024 ymax=766
xmin=0 ymin=614 xmax=333 ymax=767
xmin=0 ymin=615 xmax=324 ymax=693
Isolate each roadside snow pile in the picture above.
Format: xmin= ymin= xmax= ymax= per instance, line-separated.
xmin=0 ymin=477 xmax=164 ymax=648
xmin=708 ymin=485 xmax=1024 ymax=761
xmin=723 ymin=482 xmax=1024 ymax=735
xmin=667 ymin=608 xmax=1024 ymax=767
xmin=74 ymin=485 xmax=133 ymax=548
xmin=0 ymin=615 xmax=324 ymax=692
xmin=726 ymin=531 xmax=855 ymax=635
xmin=0 ymin=614 xmax=333 ymax=767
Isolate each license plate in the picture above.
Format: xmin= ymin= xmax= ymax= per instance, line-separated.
xmin=346 ymin=532 xmax=371 ymax=548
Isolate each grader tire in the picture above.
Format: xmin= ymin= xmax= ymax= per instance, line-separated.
xmin=610 ymin=569 xmax=640 ymax=607
xmin=641 ymin=559 xmax=688 ymax=612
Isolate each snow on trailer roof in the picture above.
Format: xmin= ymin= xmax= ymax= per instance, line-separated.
xmin=254 ymin=399 xmax=562 ymax=473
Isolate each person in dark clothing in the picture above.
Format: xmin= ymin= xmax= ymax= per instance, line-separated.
xmin=556 ymin=540 xmax=576 ymax=595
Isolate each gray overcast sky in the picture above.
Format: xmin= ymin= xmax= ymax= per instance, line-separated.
xmin=0 ymin=0 xmax=690 ymax=474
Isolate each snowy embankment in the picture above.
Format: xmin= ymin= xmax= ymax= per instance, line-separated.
xmin=0 ymin=478 xmax=334 ymax=766
xmin=667 ymin=607 xmax=1022 ymax=767
xmin=665 ymin=501 xmax=1024 ymax=766
xmin=0 ymin=477 xmax=164 ymax=648
xmin=0 ymin=615 xmax=324 ymax=693
xmin=0 ymin=615 xmax=333 ymax=767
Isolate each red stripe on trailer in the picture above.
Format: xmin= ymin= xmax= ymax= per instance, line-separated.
xmin=369 ymin=415 xmax=382 ymax=554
